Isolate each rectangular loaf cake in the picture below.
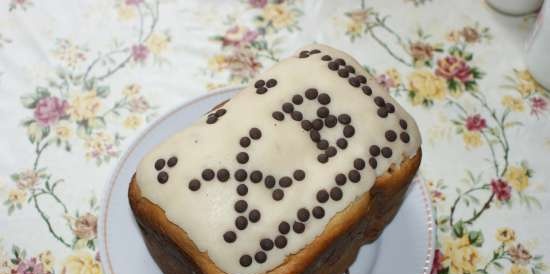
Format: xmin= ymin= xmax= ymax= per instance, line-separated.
xmin=129 ymin=44 xmax=422 ymax=274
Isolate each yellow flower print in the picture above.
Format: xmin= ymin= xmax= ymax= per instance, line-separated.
xmin=508 ymin=264 xmax=529 ymax=274
xmin=515 ymin=70 xmax=539 ymax=97
xmin=443 ymin=236 xmax=481 ymax=274
xmin=501 ymin=96 xmax=525 ymax=112
xmin=346 ymin=20 xmax=365 ymax=36
xmin=117 ymin=4 xmax=136 ymax=21
xmin=446 ymin=30 xmax=461 ymax=43
xmin=55 ymin=121 xmax=72 ymax=141
xmin=27 ymin=122 xmax=45 ymax=142
xmin=386 ymin=68 xmax=401 ymax=84
xmin=39 ymin=250 xmax=55 ymax=273
xmin=146 ymin=33 xmax=169 ymax=56
xmin=208 ymin=55 xmax=229 ymax=72
xmin=53 ymin=39 xmax=87 ymax=69
xmin=84 ymin=131 xmax=116 ymax=160
xmin=505 ymin=166 xmax=529 ymax=192
xmin=262 ymin=3 xmax=295 ymax=29
xmin=123 ymin=115 xmax=142 ymax=129
xmin=122 ymin=84 xmax=141 ymax=97
xmin=408 ymin=70 xmax=447 ymax=105
xmin=463 ymin=131 xmax=483 ymax=149
xmin=496 ymin=227 xmax=516 ymax=244
xmin=8 ymin=188 xmax=26 ymax=206
xmin=62 ymin=250 xmax=102 ymax=274
xmin=67 ymin=90 xmax=102 ymax=121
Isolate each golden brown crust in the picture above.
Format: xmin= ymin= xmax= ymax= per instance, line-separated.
xmin=129 ymin=149 xmax=421 ymax=274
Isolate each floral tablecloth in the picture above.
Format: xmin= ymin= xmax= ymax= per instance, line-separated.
xmin=1 ymin=0 xmax=549 ymax=273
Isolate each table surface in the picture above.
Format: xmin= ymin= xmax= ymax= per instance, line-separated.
xmin=1 ymin=1 xmax=549 ymax=274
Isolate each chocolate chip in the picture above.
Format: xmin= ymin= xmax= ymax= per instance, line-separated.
xmin=250 ymin=170 xmax=263 ymax=183
xmin=310 ymin=130 xmax=321 ymax=142
xmin=305 ymin=88 xmax=319 ymax=99
xmin=369 ymin=157 xmax=378 ymax=169
xmin=236 ymin=152 xmax=249 ymax=164
xmin=326 ymin=146 xmax=337 ymax=157
xmin=217 ymin=169 xmax=230 ymax=182
xmin=293 ymin=169 xmax=306 ymax=181
xmin=399 ymin=119 xmax=408 ymax=129
xmin=336 ymin=138 xmax=348 ymax=149
xmin=312 ymin=119 xmax=324 ymax=130
xmin=272 ymin=111 xmax=284 ymax=121
xmin=235 ymin=169 xmax=247 ymax=182
xmin=155 ymin=172 xmax=167 ymax=185
xmin=292 ymin=94 xmax=304 ymax=105
xmin=279 ymin=222 xmax=290 ymax=234
xmin=301 ymin=120 xmax=313 ymax=131
xmin=282 ymin=102 xmax=294 ymax=113
xmin=224 ymin=231 xmax=237 ymax=243
xmin=264 ymin=175 xmax=276 ymax=189
xmin=317 ymin=190 xmax=329 ymax=203
xmin=235 ymin=216 xmax=248 ymax=230
xmin=362 ymin=85 xmax=372 ymax=95
xmin=328 ymin=61 xmax=339 ymax=71
xmin=343 ymin=125 xmax=355 ymax=137
xmin=272 ymin=189 xmax=284 ymax=201
xmin=337 ymin=114 xmax=351 ymax=125
xmin=354 ymin=159 xmax=366 ymax=170
xmin=291 ymin=111 xmax=303 ymax=121
xmin=256 ymin=87 xmax=268 ymax=94
xmin=321 ymin=55 xmax=332 ymax=61
xmin=356 ymin=75 xmax=367 ymax=83
xmin=255 ymin=251 xmax=267 ymax=264
xmin=154 ymin=159 xmax=165 ymax=171
xmin=385 ymin=130 xmax=397 ymax=142
xmin=349 ymin=77 xmax=360 ymax=87
xmin=312 ymin=207 xmax=325 ymax=219
xmin=377 ymin=108 xmax=388 ymax=118
xmin=299 ymin=50 xmax=310 ymax=58
xmin=166 ymin=157 xmax=177 ymax=167
xmin=279 ymin=176 xmax=292 ymax=188
xmin=310 ymin=49 xmax=321 ymax=54
xmin=189 ymin=179 xmax=200 ymax=191
xmin=293 ymin=222 xmax=305 ymax=233
xmin=235 ymin=200 xmax=248 ymax=213
xmin=266 ymin=79 xmax=277 ymax=88
xmin=297 ymin=208 xmax=310 ymax=222
xmin=385 ymin=103 xmax=395 ymax=113
xmin=260 ymin=239 xmax=274 ymax=251
xmin=330 ymin=187 xmax=343 ymax=201
xmin=381 ymin=147 xmax=393 ymax=158
xmin=348 ymin=170 xmax=361 ymax=183
xmin=325 ymin=115 xmax=337 ymax=128
xmin=254 ymin=80 xmax=265 ymax=88
xmin=275 ymin=235 xmax=287 ymax=248
xmin=335 ymin=58 xmax=346 ymax=66
xmin=249 ymin=128 xmax=262 ymax=140
xmin=317 ymin=154 xmax=328 ymax=163
xmin=249 ymin=209 xmax=261 ymax=223
xmin=318 ymin=93 xmax=331 ymax=105
xmin=369 ymin=145 xmax=380 ymax=156
xmin=206 ymin=115 xmax=218 ymax=124
xmin=400 ymin=132 xmax=410 ymax=143
xmin=345 ymin=65 xmax=355 ymax=73
xmin=202 ymin=169 xmax=214 ymax=181
xmin=374 ymin=96 xmax=385 ymax=107
xmin=335 ymin=173 xmax=347 ymax=186
xmin=317 ymin=139 xmax=329 ymax=150
xmin=215 ymin=109 xmax=226 ymax=117
xmin=338 ymin=68 xmax=349 ymax=78
xmin=237 ymin=184 xmax=248 ymax=196
xmin=317 ymin=107 xmax=329 ymax=118
xmin=240 ymin=255 xmax=252 ymax=267
xmin=240 ymin=137 xmax=251 ymax=148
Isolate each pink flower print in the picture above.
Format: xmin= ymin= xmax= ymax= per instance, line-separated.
xmin=376 ymin=74 xmax=396 ymax=89
xmin=530 ymin=97 xmax=547 ymax=116
xmin=465 ymin=114 xmax=487 ymax=131
xmin=436 ymin=56 xmax=473 ymax=83
xmin=33 ymin=96 xmax=68 ymax=127
xmin=131 ymin=44 xmax=149 ymax=62
xmin=125 ymin=0 xmax=143 ymax=6
xmin=12 ymin=258 xmax=45 ymax=274
xmin=249 ymin=0 xmax=267 ymax=8
xmin=431 ymin=249 xmax=444 ymax=274
xmin=222 ymin=26 xmax=259 ymax=47
xmin=491 ymin=178 xmax=512 ymax=201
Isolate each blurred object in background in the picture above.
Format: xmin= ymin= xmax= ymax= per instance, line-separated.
xmin=526 ymin=0 xmax=550 ymax=89
xmin=486 ymin=0 xmax=543 ymax=15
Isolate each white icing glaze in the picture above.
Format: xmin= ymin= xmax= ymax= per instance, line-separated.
xmin=136 ymin=44 xmax=421 ymax=274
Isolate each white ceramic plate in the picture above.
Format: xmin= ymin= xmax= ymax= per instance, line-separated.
xmin=98 ymin=87 xmax=435 ymax=274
